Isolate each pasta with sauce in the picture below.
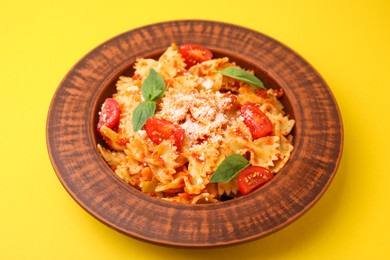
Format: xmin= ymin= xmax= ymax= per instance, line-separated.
xmin=97 ymin=43 xmax=295 ymax=204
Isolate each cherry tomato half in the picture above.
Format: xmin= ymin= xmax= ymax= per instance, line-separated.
xmin=97 ymin=98 xmax=120 ymax=133
xmin=238 ymin=166 xmax=274 ymax=195
xmin=145 ymin=118 xmax=185 ymax=149
xmin=179 ymin=44 xmax=213 ymax=68
xmin=240 ymin=104 xmax=272 ymax=139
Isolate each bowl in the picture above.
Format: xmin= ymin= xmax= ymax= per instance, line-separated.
xmin=46 ymin=20 xmax=343 ymax=247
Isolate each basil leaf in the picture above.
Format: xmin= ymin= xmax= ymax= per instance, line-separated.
xmin=210 ymin=154 xmax=250 ymax=183
xmin=132 ymin=69 xmax=166 ymax=132
xmin=132 ymin=100 xmax=156 ymax=132
xmin=217 ymin=67 xmax=265 ymax=89
xmin=141 ymin=68 xmax=166 ymax=101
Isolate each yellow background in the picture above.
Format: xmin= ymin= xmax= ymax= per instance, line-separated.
xmin=1 ymin=0 xmax=389 ymax=259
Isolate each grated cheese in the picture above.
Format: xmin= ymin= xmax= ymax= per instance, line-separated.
xmin=201 ymin=79 xmax=214 ymax=89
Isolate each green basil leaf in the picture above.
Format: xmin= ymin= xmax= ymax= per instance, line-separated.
xmin=217 ymin=67 xmax=265 ymax=89
xmin=132 ymin=100 xmax=156 ymax=132
xmin=210 ymin=154 xmax=250 ymax=183
xmin=141 ymin=68 xmax=166 ymax=101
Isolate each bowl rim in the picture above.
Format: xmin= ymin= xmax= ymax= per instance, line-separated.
xmin=46 ymin=19 xmax=343 ymax=247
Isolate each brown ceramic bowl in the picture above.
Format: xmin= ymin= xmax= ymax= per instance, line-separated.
xmin=46 ymin=20 xmax=343 ymax=247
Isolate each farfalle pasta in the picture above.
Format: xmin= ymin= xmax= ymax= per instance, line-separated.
xmin=97 ymin=43 xmax=295 ymax=204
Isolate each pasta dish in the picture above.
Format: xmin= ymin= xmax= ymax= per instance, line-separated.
xmin=97 ymin=43 xmax=295 ymax=204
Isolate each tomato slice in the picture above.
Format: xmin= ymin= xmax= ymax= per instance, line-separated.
xmin=179 ymin=44 xmax=213 ymax=68
xmin=97 ymin=98 xmax=120 ymax=133
xmin=145 ymin=118 xmax=185 ymax=149
xmin=238 ymin=166 xmax=274 ymax=195
xmin=240 ymin=104 xmax=272 ymax=139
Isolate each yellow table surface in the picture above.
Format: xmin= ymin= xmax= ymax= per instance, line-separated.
xmin=1 ymin=0 xmax=389 ymax=259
